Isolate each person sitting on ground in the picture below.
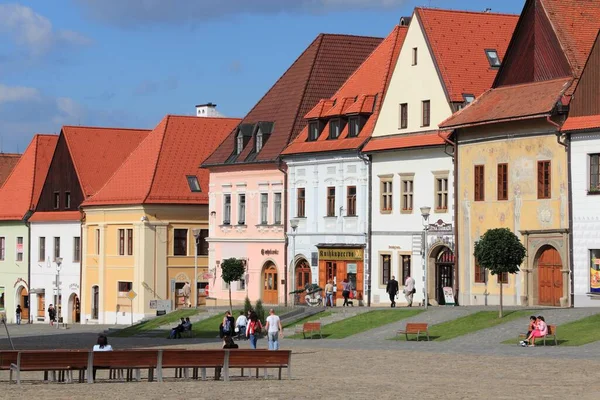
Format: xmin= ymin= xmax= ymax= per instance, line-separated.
xmin=236 ymin=311 xmax=248 ymax=340
xmin=222 ymin=335 xmax=239 ymax=349
xmin=525 ymin=316 xmax=547 ymax=347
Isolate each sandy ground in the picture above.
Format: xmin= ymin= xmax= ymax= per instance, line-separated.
xmin=1 ymin=345 xmax=598 ymax=399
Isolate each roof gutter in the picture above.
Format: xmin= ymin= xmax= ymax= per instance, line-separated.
xmin=441 ymin=113 xmax=551 ymax=131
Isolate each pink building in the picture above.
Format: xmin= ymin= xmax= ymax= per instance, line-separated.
xmin=203 ymin=33 xmax=383 ymax=306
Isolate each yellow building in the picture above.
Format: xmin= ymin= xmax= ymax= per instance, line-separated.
xmin=80 ymin=115 xmax=239 ymax=324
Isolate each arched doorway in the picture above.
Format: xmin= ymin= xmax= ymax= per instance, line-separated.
xmin=262 ymin=262 xmax=279 ymax=304
xmin=91 ymin=286 xmax=99 ymax=320
xmin=537 ymin=246 xmax=563 ymax=306
xmin=69 ymin=294 xmax=80 ymax=323
xmin=294 ymin=258 xmax=311 ymax=305
xmin=434 ymin=247 xmax=455 ymax=305
xmin=16 ymin=286 xmax=29 ymax=322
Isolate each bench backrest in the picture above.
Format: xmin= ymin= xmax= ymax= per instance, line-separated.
xmin=548 ymin=325 xmax=557 ymax=335
xmin=227 ymin=350 xmax=291 ymax=367
xmin=18 ymin=350 xmax=89 ymax=370
xmin=93 ymin=350 xmax=159 ymax=368
xmin=0 ymin=351 xmax=18 ymax=369
xmin=303 ymin=322 xmax=321 ymax=330
xmin=405 ymin=323 xmax=428 ymax=332
xmin=161 ymin=349 xmax=225 ymax=368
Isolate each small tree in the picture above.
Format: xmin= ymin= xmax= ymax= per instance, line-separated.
xmin=474 ymin=228 xmax=526 ymax=318
xmin=254 ymin=299 xmax=266 ymax=324
xmin=221 ymin=258 xmax=245 ymax=312
xmin=243 ymin=296 xmax=253 ymax=315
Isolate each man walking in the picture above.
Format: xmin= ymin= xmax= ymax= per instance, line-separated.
xmin=386 ymin=276 xmax=399 ymax=308
xmin=265 ymin=308 xmax=283 ymax=350
xmin=404 ymin=275 xmax=416 ymax=307
xmin=324 ymin=280 xmax=334 ymax=307
xmin=182 ymin=282 xmax=191 ymax=308
xmin=15 ymin=305 xmax=22 ymax=325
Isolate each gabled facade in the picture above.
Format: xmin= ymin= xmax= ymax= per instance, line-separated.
xmin=280 ymin=25 xmax=407 ymax=305
xmin=203 ymin=34 xmax=382 ymax=306
xmin=81 ymin=115 xmax=239 ymax=324
xmin=0 ymin=135 xmax=58 ymax=323
xmin=28 ymin=126 xmax=149 ymax=324
xmin=0 ymin=153 xmax=21 ymax=188
xmin=441 ymin=0 xmax=600 ymax=307
xmin=364 ymin=8 xmax=517 ymax=307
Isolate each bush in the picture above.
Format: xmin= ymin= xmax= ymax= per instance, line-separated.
xmin=255 ymin=299 xmax=265 ymax=324
xmin=243 ymin=296 xmax=253 ymax=315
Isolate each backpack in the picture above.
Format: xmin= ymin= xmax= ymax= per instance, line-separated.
xmin=223 ymin=318 xmax=232 ymax=334
xmin=253 ymin=320 xmax=262 ymax=334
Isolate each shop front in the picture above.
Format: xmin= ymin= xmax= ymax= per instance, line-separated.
xmin=317 ymin=245 xmax=364 ymax=306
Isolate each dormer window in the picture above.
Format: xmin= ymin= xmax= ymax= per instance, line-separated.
xmin=256 ymin=131 xmax=263 ymax=152
xmin=348 ymin=117 xmax=361 ymax=137
xmin=329 ymin=119 xmax=341 ymax=139
xmin=485 ymin=49 xmax=501 ymax=68
xmin=186 ymin=175 xmax=201 ymax=192
xmin=237 ymin=133 xmax=244 ymax=154
xmin=308 ymin=121 xmax=320 ymax=141
xmin=463 ymin=94 xmax=475 ymax=104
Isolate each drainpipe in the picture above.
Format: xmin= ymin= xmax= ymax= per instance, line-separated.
xmin=277 ymin=159 xmax=288 ymax=307
xmin=357 ymin=151 xmax=372 ymax=307
xmin=25 ymin=212 xmax=32 ymax=324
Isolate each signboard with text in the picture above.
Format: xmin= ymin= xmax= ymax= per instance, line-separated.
xmin=443 ymin=287 xmax=455 ymax=306
xmin=318 ymin=248 xmax=364 ymax=261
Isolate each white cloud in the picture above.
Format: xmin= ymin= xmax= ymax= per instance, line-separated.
xmin=0 ymin=83 xmax=42 ymax=103
xmin=0 ymin=3 xmax=91 ymax=56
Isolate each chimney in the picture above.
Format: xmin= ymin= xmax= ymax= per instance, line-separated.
xmin=195 ymin=103 xmax=222 ymax=118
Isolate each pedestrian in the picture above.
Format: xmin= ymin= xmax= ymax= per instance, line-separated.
xmin=15 ymin=305 xmax=22 ymax=325
xmin=246 ymin=311 xmax=263 ymax=349
xmin=92 ymin=334 xmax=114 ymax=380
xmin=48 ymin=304 xmax=56 ymax=326
xmin=404 ymin=275 xmax=416 ymax=307
xmin=386 ymin=276 xmax=399 ymax=308
xmin=182 ymin=281 xmax=191 ymax=308
xmin=265 ymin=308 xmax=283 ymax=350
xmin=341 ymin=279 xmax=352 ymax=306
xmin=324 ymin=280 xmax=334 ymax=307
xmin=221 ymin=310 xmax=235 ymax=338
xmin=236 ymin=311 xmax=248 ymax=340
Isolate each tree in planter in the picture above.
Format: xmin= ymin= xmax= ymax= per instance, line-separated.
xmin=243 ymin=296 xmax=253 ymax=315
xmin=254 ymin=299 xmax=266 ymax=324
xmin=221 ymin=258 xmax=246 ymax=313
xmin=474 ymin=228 xmax=526 ymax=318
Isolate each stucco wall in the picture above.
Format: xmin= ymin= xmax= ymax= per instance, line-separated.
xmin=0 ymin=222 xmax=29 ymax=324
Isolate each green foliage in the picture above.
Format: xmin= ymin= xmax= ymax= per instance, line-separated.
xmin=220 ymin=258 xmax=245 ymax=283
xmin=243 ymin=296 xmax=253 ymax=315
xmin=254 ymin=299 xmax=265 ymax=323
xmin=474 ymin=228 xmax=526 ymax=275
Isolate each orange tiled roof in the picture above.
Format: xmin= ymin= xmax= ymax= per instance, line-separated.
xmin=363 ymin=130 xmax=451 ymax=153
xmin=0 ymin=135 xmax=58 ymax=221
xmin=416 ymin=8 xmax=518 ymax=102
xmin=203 ymin=34 xmax=383 ymax=166
xmin=84 ymin=115 xmax=240 ymax=206
xmin=282 ymin=25 xmax=407 ymax=156
xmin=62 ymin=126 xmax=151 ymax=197
xmin=0 ymin=153 xmax=21 ymax=187
xmin=440 ymin=78 xmax=572 ymax=129
xmin=29 ymin=211 xmax=82 ymax=222
xmin=562 ymin=115 xmax=600 ymax=132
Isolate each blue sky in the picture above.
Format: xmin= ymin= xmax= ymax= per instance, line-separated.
xmin=0 ymin=0 xmax=525 ymax=153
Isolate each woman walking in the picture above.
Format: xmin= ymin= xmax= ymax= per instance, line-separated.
xmin=245 ymin=311 xmax=263 ymax=349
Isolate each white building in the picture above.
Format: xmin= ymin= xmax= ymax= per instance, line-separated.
xmin=364 ymin=8 xmax=517 ymax=306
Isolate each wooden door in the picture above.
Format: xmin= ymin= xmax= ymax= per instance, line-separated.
xmin=263 ymin=264 xmax=278 ymax=304
xmin=296 ymin=261 xmax=311 ymax=290
xmin=538 ymin=247 xmax=563 ymax=306
xmin=92 ymin=286 xmax=99 ymax=320
xmin=19 ymin=287 xmax=29 ymax=320
xmin=72 ymin=295 xmax=80 ymax=323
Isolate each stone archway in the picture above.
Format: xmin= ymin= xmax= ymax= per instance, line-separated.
xmin=69 ymin=293 xmax=81 ymax=323
xmin=294 ymin=258 xmax=311 ymax=305
xmin=427 ymin=245 xmax=455 ymax=306
xmin=262 ymin=261 xmax=279 ymax=305
xmin=534 ymin=245 xmax=563 ymax=307
xmin=16 ymin=285 xmax=29 ymax=322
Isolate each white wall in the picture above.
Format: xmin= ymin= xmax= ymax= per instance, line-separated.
xmin=571 ymin=131 xmax=600 ymax=307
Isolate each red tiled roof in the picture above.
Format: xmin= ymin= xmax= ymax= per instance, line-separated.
xmin=62 ymin=126 xmax=150 ymax=197
xmin=0 ymin=135 xmax=58 ymax=220
xmin=0 ymin=153 xmax=21 ymax=188
xmin=203 ymin=33 xmax=383 ymax=166
xmin=416 ymin=8 xmax=518 ymax=102
xmin=363 ymin=130 xmax=451 ymax=153
xmin=282 ymin=26 xmax=407 ymax=156
xmin=84 ymin=115 xmax=241 ymax=206
xmin=562 ymin=115 xmax=600 ymax=132
xmin=29 ymin=211 xmax=82 ymax=222
xmin=305 ymin=100 xmax=335 ymax=119
xmin=440 ymin=78 xmax=572 ymax=129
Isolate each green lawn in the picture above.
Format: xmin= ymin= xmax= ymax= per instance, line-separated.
xmin=502 ymin=313 xmax=600 ymax=346
xmin=110 ymin=309 xmax=201 ymax=337
xmin=282 ymin=311 xmax=333 ymax=329
xmin=290 ymin=309 xmax=422 ymax=339
xmin=393 ymin=310 xmax=533 ymax=342
xmin=190 ymin=311 xmax=239 ymax=338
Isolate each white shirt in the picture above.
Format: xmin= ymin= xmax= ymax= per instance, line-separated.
xmin=236 ymin=315 xmax=248 ymax=326
xmin=405 ymin=276 xmax=415 ymax=292
xmin=93 ymin=344 xmax=113 ymax=352
xmin=266 ymin=315 xmax=281 ymax=333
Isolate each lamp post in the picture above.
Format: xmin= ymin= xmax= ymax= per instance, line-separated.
xmin=192 ymin=228 xmax=201 ymax=309
xmin=420 ymin=206 xmax=431 ymax=310
xmin=289 ymin=218 xmax=299 ymax=306
xmin=55 ymin=257 xmax=63 ymax=327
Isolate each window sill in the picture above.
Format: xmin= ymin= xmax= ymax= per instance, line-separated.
xmin=295 ymin=216 xmax=307 ymax=219
xmin=255 ymin=224 xmax=283 ymax=227
xmin=380 ymin=210 xmax=392 ymax=215
xmin=220 ymin=223 xmax=232 ymax=227
xmin=400 ymin=209 xmax=413 ymax=214
xmin=587 ymin=191 xmax=600 ymax=196
xmin=323 ymin=216 xmax=337 ymax=219
xmin=344 ymin=215 xmax=358 ymax=218
xmin=236 ymin=224 xmax=247 ymax=227
xmin=434 ymin=208 xmax=448 ymax=213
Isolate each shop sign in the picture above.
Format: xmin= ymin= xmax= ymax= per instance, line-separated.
xmin=149 ymin=300 xmax=172 ymax=313
xmin=388 ymin=245 xmax=402 ymax=250
xmin=69 ymin=283 xmax=79 ymax=291
xmin=318 ymin=248 xmax=364 ymax=261
xmin=429 ymin=220 xmax=453 ymax=235
xmin=261 ymin=249 xmax=279 ymax=256
xmin=443 ymin=287 xmax=455 ymax=306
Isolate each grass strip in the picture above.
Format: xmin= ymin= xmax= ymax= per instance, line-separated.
xmin=282 ymin=311 xmax=333 ymax=329
xmin=110 ymin=309 xmax=201 ymax=337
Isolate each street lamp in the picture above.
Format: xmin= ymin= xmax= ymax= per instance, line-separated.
xmin=420 ymin=206 xmax=431 ymax=310
xmin=192 ymin=228 xmax=202 ymax=309
xmin=289 ymin=218 xmax=299 ymax=305
xmin=55 ymin=257 xmax=63 ymax=327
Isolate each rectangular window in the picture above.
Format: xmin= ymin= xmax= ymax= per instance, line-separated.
xmin=381 ymin=254 xmax=391 ymax=285
xmin=274 ymin=193 xmax=282 ymax=224
xmin=497 ymin=163 xmax=508 ymax=200
xmin=400 ymin=103 xmax=408 ymax=129
xmin=239 ymin=277 xmax=246 ymax=291
xmin=53 ymin=237 xmax=60 ymax=259
xmin=39 ymin=237 xmax=46 ymax=262
xmin=238 ymin=194 xmax=246 ymax=225
xmin=401 ymin=177 xmax=413 ymax=212
xmin=118 ymin=229 xmax=125 ymax=256
xmin=412 ymin=47 xmax=418 ymax=65
xmin=347 ymin=186 xmax=357 ymax=216
xmin=435 ymin=177 xmax=448 ymax=211
xmin=537 ymin=160 xmax=551 ymax=199
xmin=497 ymin=272 xmax=509 ymax=284
xmin=327 ymin=187 xmax=336 ymax=217
xmin=37 ymin=294 xmax=45 ymax=318
xmin=401 ymin=255 xmax=411 ymax=284
xmin=348 ymin=117 xmax=360 ymax=137
xmin=196 ymin=229 xmax=209 ymax=256
xmin=474 ymin=165 xmax=485 ymax=201
xmin=174 ymin=229 xmax=188 ymax=256
xmin=380 ymin=178 xmax=392 ymax=213
xmin=297 ymin=188 xmax=306 ymax=218
xmin=485 ymin=49 xmax=501 ymax=67
xmin=65 ymin=192 xmax=71 ymax=209
xmin=308 ymin=121 xmax=319 ymax=141
xmin=186 ymin=176 xmax=201 ymax=192
xmin=474 ymin=262 xmax=486 ymax=283
xmin=53 ymin=192 xmax=60 ymax=209
xmin=260 ymin=193 xmax=269 ymax=224
xmin=127 ymin=229 xmax=133 ymax=256
xmin=16 ymin=237 xmax=24 ymax=261
xmin=329 ymin=119 xmax=341 ymax=139
xmin=223 ymin=194 xmax=231 ymax=225
xmin=118 ymin=281 xmax=133 ymax=296
xmin=73 ymin=237 xmax=81 ymax=263
xmin=422 ymin=100 xmax=430 ymax=127
xmin=591 ymin=154 xmax=600 ymax=192
xmin=0 ymin=237 xmax=4 ymax=260
xmin=95 ymin=229 xmax=100 ymax=255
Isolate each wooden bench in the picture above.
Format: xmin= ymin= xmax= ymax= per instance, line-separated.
xmin=397 ymin=323 xmax=430 ymax=341
xmin=91 ymin=349 xmax=159 ymax=383
xmin=0 ymin=351 xmax=18 ymax=371
xmin=301 ymin=322 xmax=323 ymax=339
xmin=158 ymin=349 xmax=225 ymax=382
xmin=181 ymin=324 xmax=193 ymax=338
xmin=518 ymin=324 xmax=558 ymax=346
xmin=226 ymin=350 xmax=292 ymax=381
xmin=10 ymin=350 xmax=89 ymax=384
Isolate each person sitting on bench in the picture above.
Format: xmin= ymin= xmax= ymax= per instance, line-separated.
xmin=169 ymin=318 xmax=186 ymax=339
